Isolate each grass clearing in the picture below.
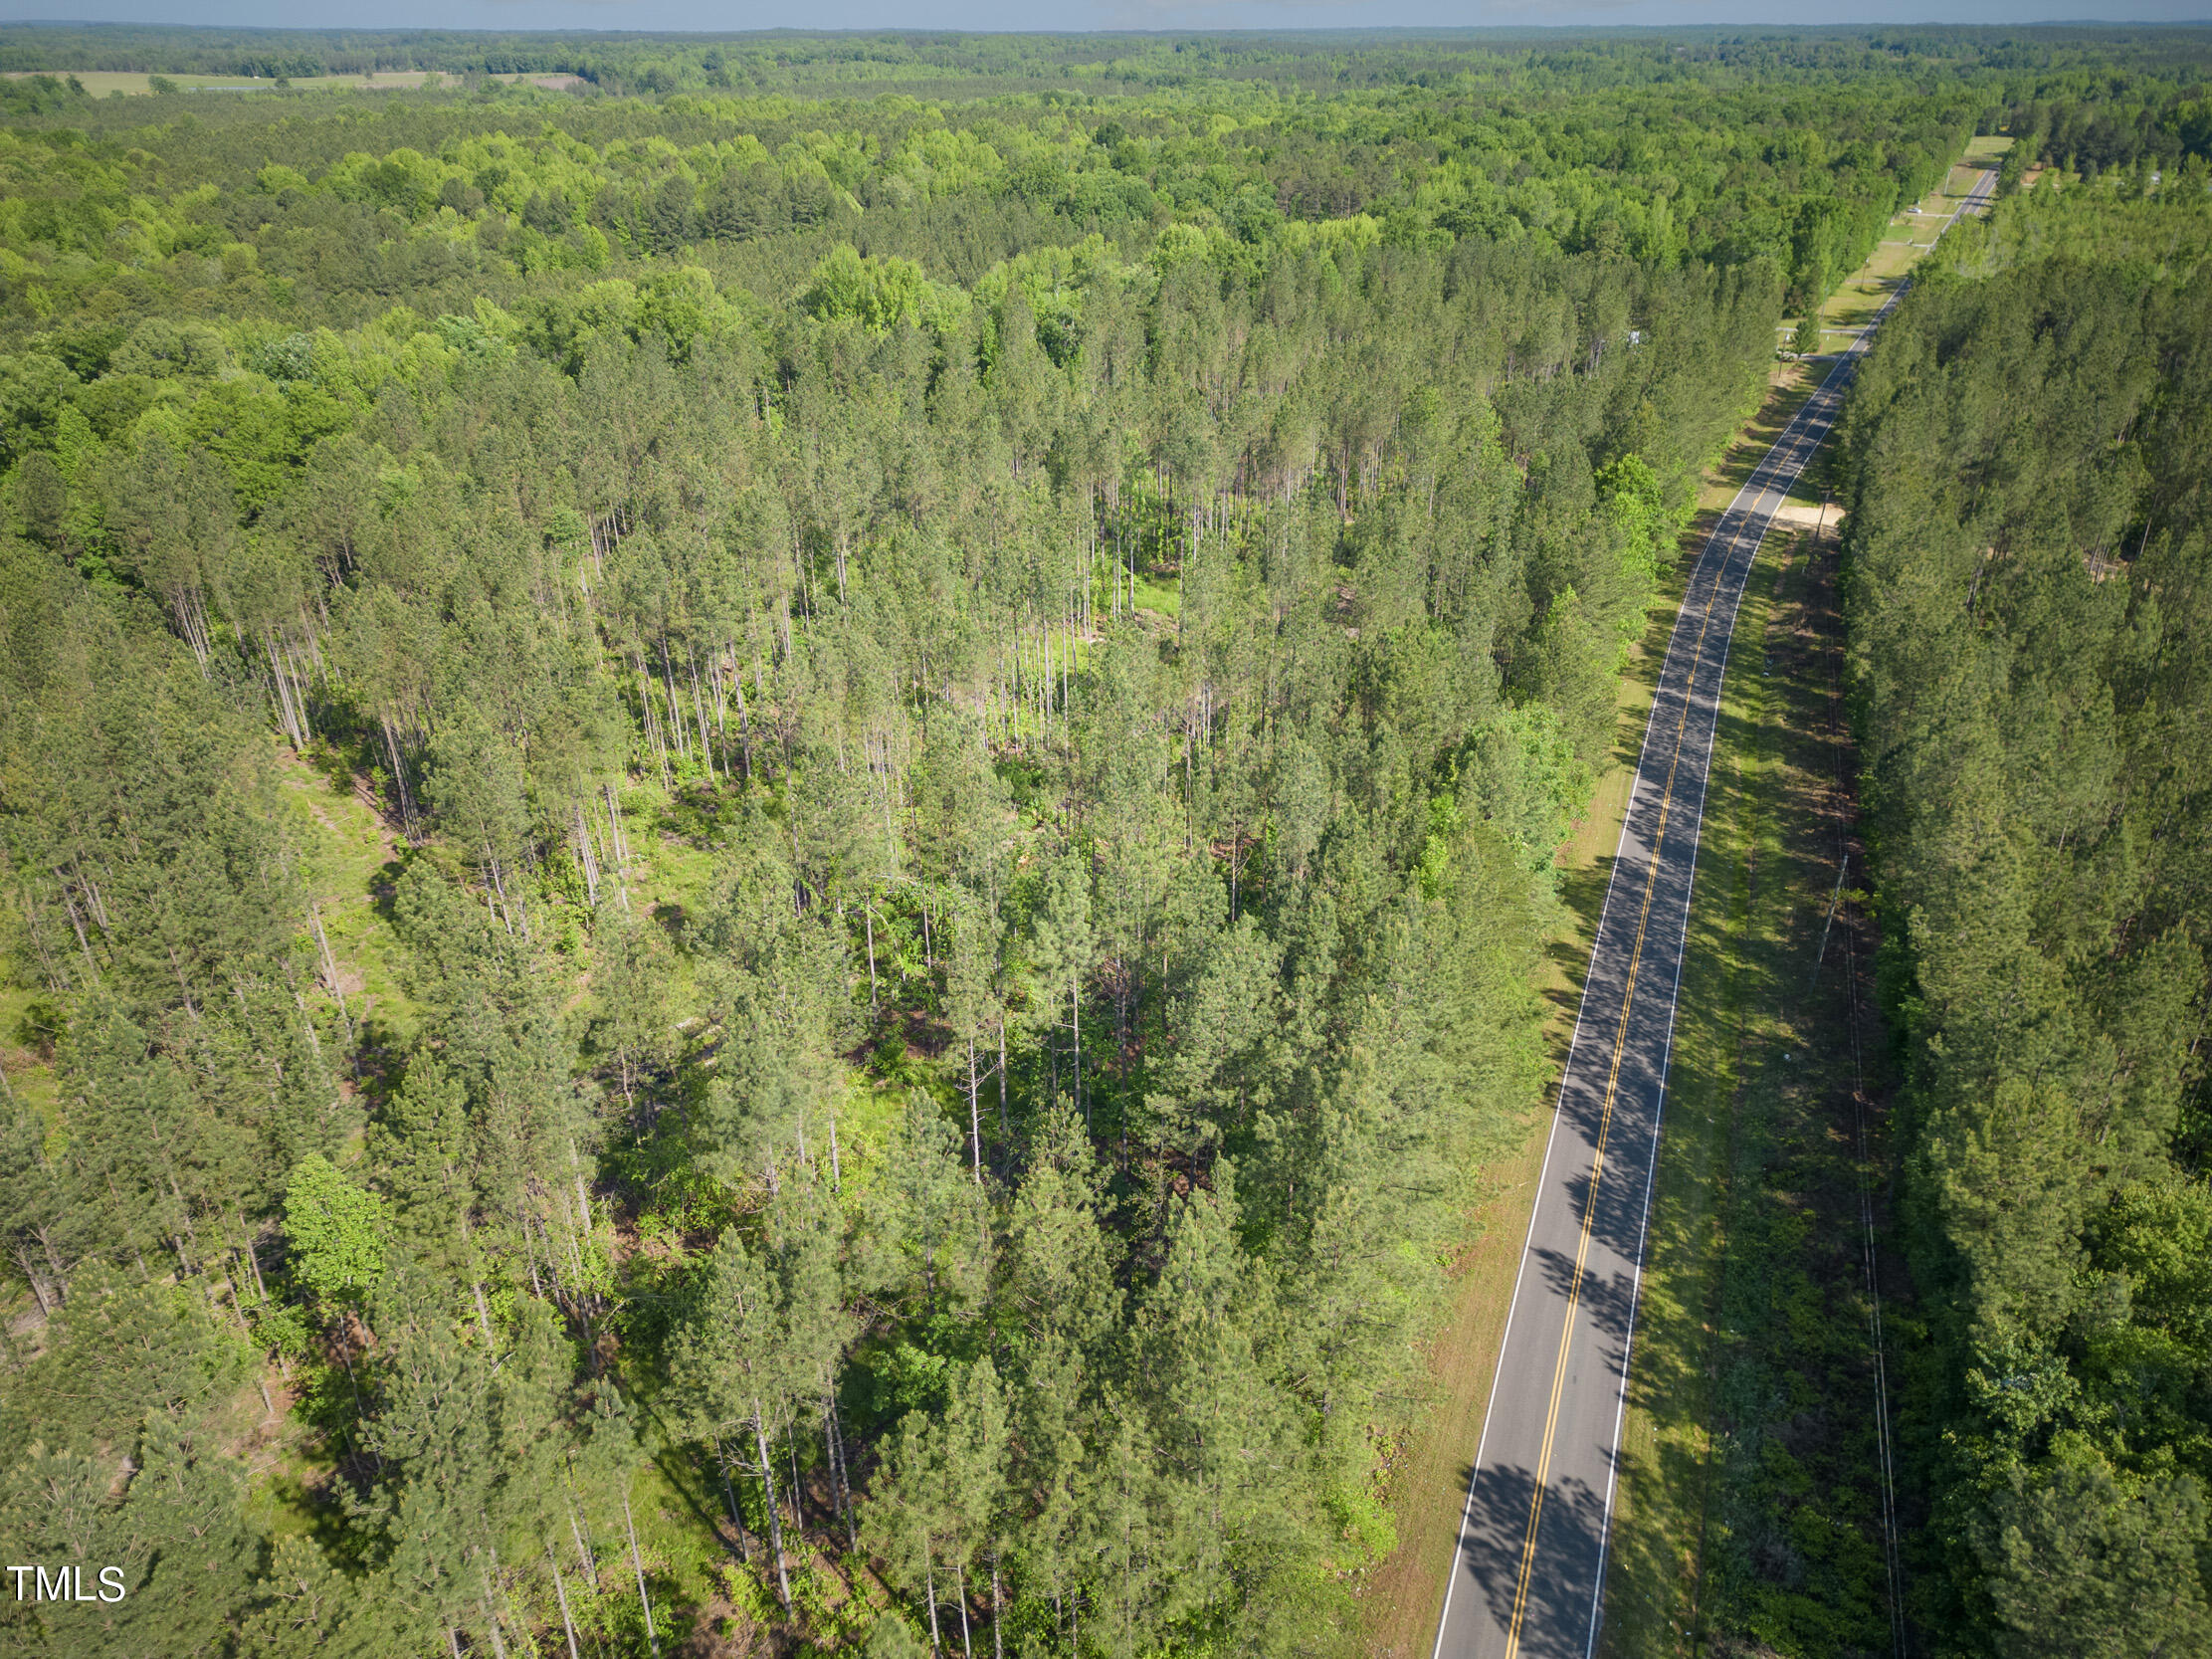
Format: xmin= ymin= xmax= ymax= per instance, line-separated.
xmin=1129 ymin=572 xmax=1182 ymax=618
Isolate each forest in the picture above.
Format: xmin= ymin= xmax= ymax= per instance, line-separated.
xmin=1839 ymin=159 xmax=2212 ymax=1652
xmin=0 ymin=23 xmax=2207 ymax=1659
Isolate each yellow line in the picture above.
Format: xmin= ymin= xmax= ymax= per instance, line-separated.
xmin=1500 ymin=524 xmax=1736 ymax=1658
xmin=1481 ymin=170 xmax=1971 ymax=1659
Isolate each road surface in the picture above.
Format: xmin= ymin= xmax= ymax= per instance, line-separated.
xmin=1429 ymin=163 xmax=1996 ymax=1659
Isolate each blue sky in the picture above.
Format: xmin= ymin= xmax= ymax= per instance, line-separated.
xmin=3 ymin=2 xmax=2208 ymax=31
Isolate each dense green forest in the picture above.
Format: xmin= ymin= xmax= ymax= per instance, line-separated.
xmin=1840 ymin=162 xmax=2212 ymax=1654
xmin=0 ymin=24 xmax=2206 ymax=1659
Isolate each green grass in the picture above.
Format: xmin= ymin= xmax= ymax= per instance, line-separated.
xmin=280 ymin=741 xmax=421 ymax=1041
xmin=1779 ymin=136 xmax=2012 ymax=346
xmin=1130 ymin=573 xmax=1182 ymax=619
xmin=1598 ymin=522 xmax=1907 ymax=1658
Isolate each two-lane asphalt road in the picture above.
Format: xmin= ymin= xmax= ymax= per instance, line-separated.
xmin=1431 ymin=163 xmax=1997 ymax=1659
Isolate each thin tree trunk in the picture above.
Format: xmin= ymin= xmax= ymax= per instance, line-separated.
xmin=636 ymin=653 xmax=672 ymax=789
xmin=547 ymin=1547 xmax=583 ymax=1659
xmin=622 ymin=1481 xmax=660 ymax=1657
xmin=381 ymin=715 xmax=417 ymax=833
xmin=574 ymin=803 xmax=600 ymax=907
xmin=686 ymin=645 xmax=715 ymax=779
xmin=753 ymin=1403 xmax=792 ymax=1610
xmin=825 ymin=1389 xmax=857 ymax=1550
xmin=732 ymin=655 xmax=752 ymax=778
xmin=604 ymin=785 xmax=632 ymax=912
xmin=865 ymin=906 xmax=880 ymax=1018
xmin=481 ymin=1589 xmax=509 ymax=1659
xmin=15 ymin=1250 xmax=50 ymax=1318
xmin=968 ymin=1036 xmax=982 ymax=1181
xmin=566 ymin=1494 xmax=597 ymax=1588
xmin=787 ymin=1419 xmax=804 ymax=1532
xmin=237 ymin=1213 xmax=268 ymax=1300
xmin=659 ymin=639 xmax=690 ymax=758
xmin=717 ymin=1439 xmax=749 ymax=1562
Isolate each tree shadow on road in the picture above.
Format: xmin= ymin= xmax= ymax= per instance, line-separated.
xmin=1452 ymin=1458 xmax=1613 ymax=1659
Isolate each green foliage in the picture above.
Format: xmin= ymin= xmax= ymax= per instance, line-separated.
xmin=0 ymin=27 xmax=2193 ymax=1659
xmin=283 ymin=1152 xmax=386 ymax=1303
xmin=802 ymin=245 xmax=928 ymax=333
xmin=1842 ymin=168 xmax=2212 ymax=1651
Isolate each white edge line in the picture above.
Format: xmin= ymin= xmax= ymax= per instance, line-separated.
xmin=1432 ymin=374 xmax=1801 ymax=1655
xmin=1437 ymin=167 xmax=1992 ymax=1652
xmin=1429 ymin=488 xmax=1734 ymax=1658
xmin=1584 ymin=453 xmax=1786 ymax=1656
xmin=1579 ymin=173 xmax=1987 ymax=1651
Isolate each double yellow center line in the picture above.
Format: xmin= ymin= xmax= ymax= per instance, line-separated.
xmin=1499 ymin=525 xmax=1736 ymax=1658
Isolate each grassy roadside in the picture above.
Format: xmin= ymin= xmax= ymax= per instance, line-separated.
xmin=1357 ymin=320 xmax=1848 ymax=1659
xmin=1595 ymin=149 xmax=2004 ymax=1659
xmin=1776 ymin=135 xmax=2011 ymax=350
xmin=1358 ymin=543 xmax=1678 ymax=1659
xmin=1596 ymin=499 xmax=1911 ymax=1657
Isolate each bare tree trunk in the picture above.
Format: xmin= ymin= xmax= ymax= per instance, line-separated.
xmin=659 ymin=638 xmax=690 ymax=759
xmin=604 ymin=784 xmax=633 ymax=912
xmin=547 ymin=1547 xmax=583 ymax=1659
xmin=686 ymin=644 xmax=715 ymax=779
xmin=635 ymin=653 xmax=672 ymax=789
xmin=12 ymin=1247 xmax=50 ymax=1317
xmin=753 ymin=1403 xmax=792 ymax=1610
xmin=968 ymin=1037 xmax=983 ymax=1181
xmin=731 ymin=654 xmax=752 ymax=779
xmin=574 ymin=802 xmax=600 ymax=906
xmin=824 ymin=1388 xmax=857 ymax=1550
xmin=566 ymin=1493 xmax=597 ymax=1588
xmin=381 ymin=714 xmax=417 ymax=833
xmin=237 ymin=1213 xmax=268 ymax=1301
xmin=622 ymin=1481 xmax=660 ymax=1657
xmin=717 ymin=1439 xmax=749 ymax=1561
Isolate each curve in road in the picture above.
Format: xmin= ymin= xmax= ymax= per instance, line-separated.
xmin=1429 ymin=163 xmax=1997 ymax=1659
